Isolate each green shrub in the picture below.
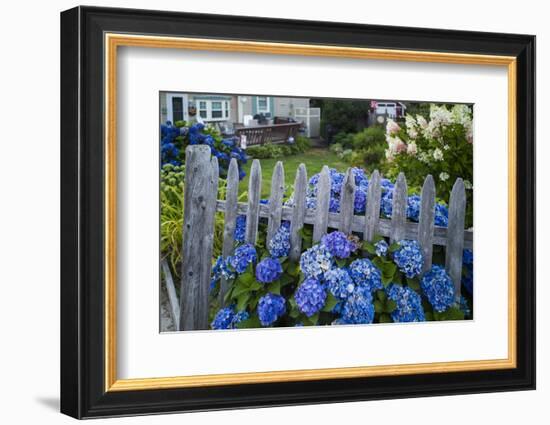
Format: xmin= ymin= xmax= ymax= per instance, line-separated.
xmin=246 ymin=136 xmax=312 ymax=160
xmin=333 ymin=132 xmax=354 ymax=149
xmin=352 ymin=126 xmax=385 ymax=150
xmin=329 ymin=143 xmax=344 ymax=156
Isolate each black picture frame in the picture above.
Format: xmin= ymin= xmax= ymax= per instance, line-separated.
xmin=61 ymin=5 xmax=536 ymax=419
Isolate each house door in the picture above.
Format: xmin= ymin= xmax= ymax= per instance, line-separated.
xmin=166 ymin=93 xmax=188 ymax=123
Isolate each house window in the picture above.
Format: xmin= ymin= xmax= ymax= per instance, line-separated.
xmin=199 ymin=101 xmax=208 ymax=119
xmin=257 ymin=96 xmax=270 ymax=114
xmin=195 ymin=99 xmax=231 ymax=121
xmin=211 ymin=101 xmax=223 ymax=118
xmin=171 ymin=97 xmax=184 ymax=122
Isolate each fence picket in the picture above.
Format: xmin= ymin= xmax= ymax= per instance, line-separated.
xmin=266 ymin=161 xmax=285 ymax=244
xmin=390 ymin=173 xmax=408 ymax=243
xmin=313 ymin=166 xmax=331 ymax=243
xmin=245 ymin=159 xmax=262 ymax=244
xmin=339 ymin=168 xmax=355 ymax=234
xmin=180 ymin=145 xmax=215 ymax=330
xmin=446 ymin=178 xmax=466 ymax=303
xmin=364 ymin=170 xmax=381 ymax=242
xmin=289 ymin=164 xmax=307 ymax=261
xmin=199 ymin=156 xmax=219 ymax=328
xmin=161 ymin=259 xmax=180 ymax=330
xmin=418 ymin=175 xmax=436 ymax=272
xmin=220 ymin=158 xmax=239 ymax=305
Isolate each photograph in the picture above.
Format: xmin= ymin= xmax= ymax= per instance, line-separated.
xmin=159 ymin=92 xmax=474 ymax=331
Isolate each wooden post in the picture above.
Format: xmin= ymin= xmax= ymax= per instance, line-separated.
xmin=179 ymin=145 xmax=217 ymax=330
xmin=339 ymin=168 xmax=355 ymax=234
xmin=313 ymin=166 xmax=331 ymax=243
xmin=390 ymin=173 xmax=408 ymax=243
xmin=364 ymin=170 xmax=381 ymax=242
xmin=266 ymin=161 xmax=285 ymax=244
xmin=446 ymin=178 xmax=466 ymax=303
xmin=220 ymin=158 xmax=239 ymax=305
xmin=418 ymin=175 xmax=436 ymax=272
xmin=245 ymin=159 xmax=262 ymax=244
xmin=289 ymin=164 xmax=307 ymax=261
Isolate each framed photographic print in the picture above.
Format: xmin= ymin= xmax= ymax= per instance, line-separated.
xmin=60 ymin=6 xmax=536 ymax=419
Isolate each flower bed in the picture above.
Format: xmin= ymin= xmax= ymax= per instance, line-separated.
xmin=160 ymin=121 xmax=248 ymax=180
xmin=209 ymin=167 xmax=474 ymax=329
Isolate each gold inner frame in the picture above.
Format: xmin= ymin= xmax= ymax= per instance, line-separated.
xmin=104 ymin=33 xmax=517 ymax=392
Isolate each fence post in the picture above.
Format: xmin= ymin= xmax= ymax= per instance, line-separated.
xmin=266 ymin=161 xmax=285 ymax=244
xmin=364 ymin=170 xmax=381 ymax=242
xmin=179 ymin=145 xmax=217 ymax=331
xmin=245 ymin=159 xmax=262 ymax=244
xmin=313 ymin=166 xmax=331 ymax=243
xmin=390 ymin=173 xmax=408 ymax=243
xmin=220 ymin=158 xmax=239 ymax=306
xmin=339 ymin=168 xmax=355 ymax=234
xmin=418 ymin=175 xmax=436 ymax=272
xmin=446 ymin=178 xmax=466 ymax=303
xmin=289 ymin=164 xmax=307 ymax=261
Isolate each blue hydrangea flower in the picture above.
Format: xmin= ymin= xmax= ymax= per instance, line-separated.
xmin=354 ymin=188 xmax=367 ymax=214
xmin=380 ymin=190 xmax=393 ymax=217
xmin=435 ymin=203 xmax=449 ymax=227
xmin=407 ymin=195 xmax=421 ymax=221
xmin=255 ymin=257 xmax=283 ymax=283
xmin=294 ymin=277 xmax=327 ymax=317
xmin=329 ymin=197 xmax=340 ymax=213
xmin=234 ymin=215 xmax=246 ymax=243
xmin=324 ymin=268 xmax=355 ymax=300
xmin=459 ymin=295 xmax=471 ymax=318
xmin=321 ymin=231 xmax=354 ymax=259
xmin=268 ymin=222 xmax=291 ymax=258
xmin=210 ymin=255 xmax=234 ymax=291
xmin=387 ymin=284 xmax=425 ymax=322
xmin=462 ymin=249 xmax=474 ymax=294
xmin=349 ymin=258 xmax=383 ymax=292
xmin=375 ymin=239 xmax=389 ymax=257
xmin=393 ymin=240 xmax=423 ymax=278
xmin=257 ymin=293 xmax=286 ymax=326
xmin=341 ymin=287 xmax=375 ymax=324
xmin=299 ymin=244 xmax=334 ymax=279
xmin=211 ymin=306 xmax=249 ymax=330
xmin=229 ymin=243 xmax=257 ymax=273
xmin=421 ymin=265 xmax=455 ymax=312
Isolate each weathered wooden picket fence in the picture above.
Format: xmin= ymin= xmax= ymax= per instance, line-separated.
xmin=167 ymin=145 xmax=472 ymax=331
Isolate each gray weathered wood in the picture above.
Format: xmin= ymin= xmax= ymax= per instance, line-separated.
xmin=445 ymin=178 xmax=466 ymax=303
xmin=220 ymin=158 xmax=239 ymax=305
xmin=179 ymin=145 xmax=215 ymax=331
xmin=418 ymin=175 xmax=436 ymax=272
xmin=364 ymin=170 xmax=381 ymax=242
xmin=266 ymin=161 xmax=285 ymax=244
xmin=390 ymin=173 xmax=408 ymax=243
xmin=161 ymin=259 xmax=180 ymax=330
xmin=313 ymin=166 xmax=331 ymax=243
xmin=338 ymin=168 xmax=356 ymax=234
xmin=289 ymin=164 xmax=307 ymax=261
xmin=216 ymin=200 xmax=473 ymax=249
xmin=199 ymin=156 xmax=219 ymax=329
xmin=245 ymin=159 xmax=262 ymax=244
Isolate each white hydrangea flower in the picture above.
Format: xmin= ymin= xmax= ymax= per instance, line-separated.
xmin=386 ymin=119 xmax=401 ymax=135
xmin=405 ymin=115 xmax=418 ymax=139
xmin=443 ymin=144 xmax=450 ymax=150
xmin=407 ymin=142 xmax=418 ymax=156
xmin=464 ymin=180 xmax=473 ymax=190
xmin=439 ymin=172 xmax=450 ymax=181
xmin=433 ymin=148 xmax=444 ymax=161
xmin=416 ymin=115 xmax=428 ymax=129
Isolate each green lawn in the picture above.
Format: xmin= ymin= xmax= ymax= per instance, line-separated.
xmin=238 ymin=147 xmax=349 ymax=197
